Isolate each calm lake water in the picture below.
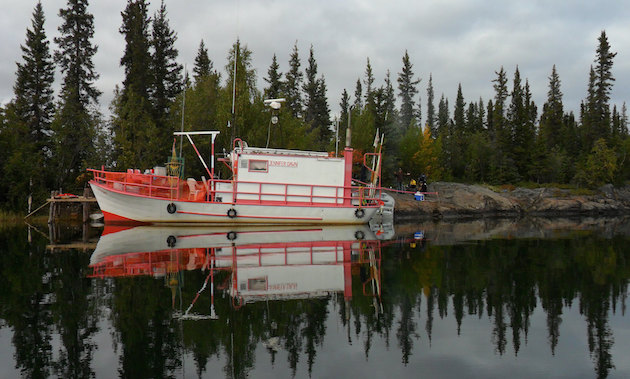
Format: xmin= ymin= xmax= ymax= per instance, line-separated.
xmin=1 ymin=217 xmax=630 ymax=378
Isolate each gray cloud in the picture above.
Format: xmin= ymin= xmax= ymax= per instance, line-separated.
xmin=2 ymin=0 xmax=629 ymax=122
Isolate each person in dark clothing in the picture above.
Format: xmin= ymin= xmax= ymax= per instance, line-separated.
xmin=418 ymin=173 xmax=427 ymax=192
xmin=396 ymin=168 xmax=404 ymax=191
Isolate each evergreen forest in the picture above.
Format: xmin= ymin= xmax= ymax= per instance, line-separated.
xmin=1 ymin=0 xmax=629 ymax=212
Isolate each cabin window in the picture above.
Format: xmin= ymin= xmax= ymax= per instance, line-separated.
xmin=248 ymin=277 xmax=267 ymax=290
xmin=248 ymin=159 xmax=268 ymax=172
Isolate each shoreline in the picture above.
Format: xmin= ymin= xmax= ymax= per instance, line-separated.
xmin=389 ymin=182 xmax=630 ymax=222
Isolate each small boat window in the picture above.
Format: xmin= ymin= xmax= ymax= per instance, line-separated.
xmin=248 ymin=277 xmax=267 ymax=290
xmin=249 ymin=159 xmax=268 ymax=172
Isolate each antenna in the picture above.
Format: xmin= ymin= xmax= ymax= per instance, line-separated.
xmin=230 ymin=39 xmax=238 ymax=141
xmin=179 ymin=65 xmax=187 ymax=158
xmin=265 ymin=98 xmax=285 ymax=148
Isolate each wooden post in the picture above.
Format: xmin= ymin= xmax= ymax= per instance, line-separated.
xmin=82 ymin=187 xmax=89 ymax=223
xmin=48 ymin=190 xmax=55 ymax=224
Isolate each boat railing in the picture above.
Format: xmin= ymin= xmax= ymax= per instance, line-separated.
xmin=89 ymin=168 xmax=184 ymax=199
xmin=89 ymin=168 xmax=382 ymax=207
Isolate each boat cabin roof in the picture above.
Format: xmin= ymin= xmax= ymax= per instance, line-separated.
xmin=240 ymin=146 xmax=331 ymax=158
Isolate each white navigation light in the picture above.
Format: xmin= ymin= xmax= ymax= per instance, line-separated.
xmin=264 ymin=98 xmax=286 ymax=110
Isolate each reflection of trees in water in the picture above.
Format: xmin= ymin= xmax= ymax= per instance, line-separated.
xmin=1 ymin=227 xmax=628 ymax=378
xmin=0 ymin=228 xmax=54 ymax=378
xmin=109 ymin=278 xmax=181 ymax=378
xmin=0 ymin=227 xmax=98 ymax=378
xmin=400 ymin=235 xmax=626 ymax=378
xmin=50 ymin=250 xmax=98 ymax=378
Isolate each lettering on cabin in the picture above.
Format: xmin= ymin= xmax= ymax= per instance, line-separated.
xmin=269 ymin=160 xmax=298 ymax=168
xmin=267 ymin=282 xmax=298 ymax=291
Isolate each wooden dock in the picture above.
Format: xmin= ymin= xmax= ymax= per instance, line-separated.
xmin=48 ymin=193 xmax=98 ymax=224
xmin=25 ymin=188 xmax=100 ymax=224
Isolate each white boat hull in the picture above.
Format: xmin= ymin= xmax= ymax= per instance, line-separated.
xmin=91 ymin=182 xmax=378 ymax=225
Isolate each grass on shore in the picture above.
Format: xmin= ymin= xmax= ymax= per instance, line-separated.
xmin=0 ymin=210 xmax=23 ymax=223
xmin=0 ymin=211 xmax=26 ymax=230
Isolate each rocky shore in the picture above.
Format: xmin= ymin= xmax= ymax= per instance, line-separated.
xmin=389 ymin=182 xmax=630 ymax=221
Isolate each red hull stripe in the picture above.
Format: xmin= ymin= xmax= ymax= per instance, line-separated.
xmin=176 ymin=210 xmax=323 ymax=220
xmin=178 ymin=228 xmax=322 ymax=239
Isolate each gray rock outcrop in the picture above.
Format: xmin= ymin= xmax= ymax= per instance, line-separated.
xmin=390 ymin=182 xmax=630 ymax=221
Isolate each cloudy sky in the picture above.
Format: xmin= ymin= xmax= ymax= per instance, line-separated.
xmin=2 ymin=0 xmax=630 ymax=121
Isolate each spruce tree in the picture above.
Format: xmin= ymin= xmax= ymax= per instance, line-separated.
xmin=353 ymin=79 xmax=363 ymax=110
xmin=492 ymin=67 xmax=509 ymax=146
xmin=193 ymin=39 xmax=213 ymax=84
xmin=113 ymin=0 xmax=154 ymax=168
xmin=151 ymin=0 xmax=182 ymax=149
xmin=477 ymin=98 xmax=486 ymax=132
xmin=364 ymin=58 xmax=375 ymax=108
xmin=14 ymin=2 xmax=55 ymax=152
xmin=339 ymin=89 xmax=350 ymax=146
xmin=381 ymin=69 xmax=400 ymax=173
xmin=397 ymin=50 xmax=420 ymax=129
xmin=383 ymin=70 xmax=397 ymax=124
xmin=437 ymin=95 xmax=450 ymax=137
xmin=284 ymin=42 xmax=303 ymax=118
xmin=119 ymin=0 xmax=152 ymax=101
xmin=3 ymin=2 xmax=55 ymax=208
xmin=416 ymin=94 xmax=422 ymax=128
xmin=264 ymin=53 xmax=282 ymax=99
xmin=540 ymin=65 xmax=564 ymax=150
xmin=303 ymin=46 xmax=319 ymax=127
xmin=491 ymin=66 xmax=517 ymax=182
xmin=581 ymin=66 xmax=597 ymax=150
xmin=453 ymin=84 xmax=466 ymax=133
xmin=224 ymin=39 xmax=259 ymax=142
xmin=314 ymin=75 xmax=332 ymax=146
xmin=53 ymin=0 xmax=101 ymax=189
xmin=592 ymin=30 xmax=617 ymax=143
xmin=486 ymin=99 xmax=494 ymax=137
xmin=508 ymin=67 xmax=532 ymax=179
xmin=465 ymin=102 xmax=480 ymax=133
xmin=621 ymin=102 xmax=629 ymax=137
xmin=302 ymin=46 xmax=331 ymax=148
xmin=451 ymin=84 xmax=466 ymax=178
xmin=437 ymin=95 xmax=451 ymax=176
xmin=426 ymin=74 xmax=436 ymax=136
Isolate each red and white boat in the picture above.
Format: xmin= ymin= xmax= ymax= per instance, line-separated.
xmin=89 ymin=128 xmax=384 ymax=225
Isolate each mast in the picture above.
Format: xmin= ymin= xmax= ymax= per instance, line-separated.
xmin=230 ymin=39 xmax=238 ymax=142
xmin=179 ymin=67 xmax=187 ymax=157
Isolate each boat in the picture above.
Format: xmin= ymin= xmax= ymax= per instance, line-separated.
xmin=89 ymin=102 xmax=384 ymax=224
xmin=88 ymin=224 xmax=383 ymax=313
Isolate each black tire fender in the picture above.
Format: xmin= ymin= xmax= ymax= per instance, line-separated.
xmin=354 ymin=230 xmax=365 ymax=240
xmin=227 ymin=208 xmax=237 ymax=218
xmin=354 ymin=208 xmax=365 ymax=218
xmin=227 ymin=231 xmax=237 ymax=241
xmin=167 ymin=235 xmax=177 ymax=247
xmin=167 ymin=203 xmax=177 ymax=214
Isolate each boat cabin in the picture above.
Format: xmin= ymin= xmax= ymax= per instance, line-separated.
xmin=220 ymin=144 xmax=347 ymax=204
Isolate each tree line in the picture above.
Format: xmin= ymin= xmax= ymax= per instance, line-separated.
xmin=1 ymin=0 xmax=629 ymax=211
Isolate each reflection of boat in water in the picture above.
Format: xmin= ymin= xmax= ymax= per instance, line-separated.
xmin=89 ymin=225 xmax=382 ymax=314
